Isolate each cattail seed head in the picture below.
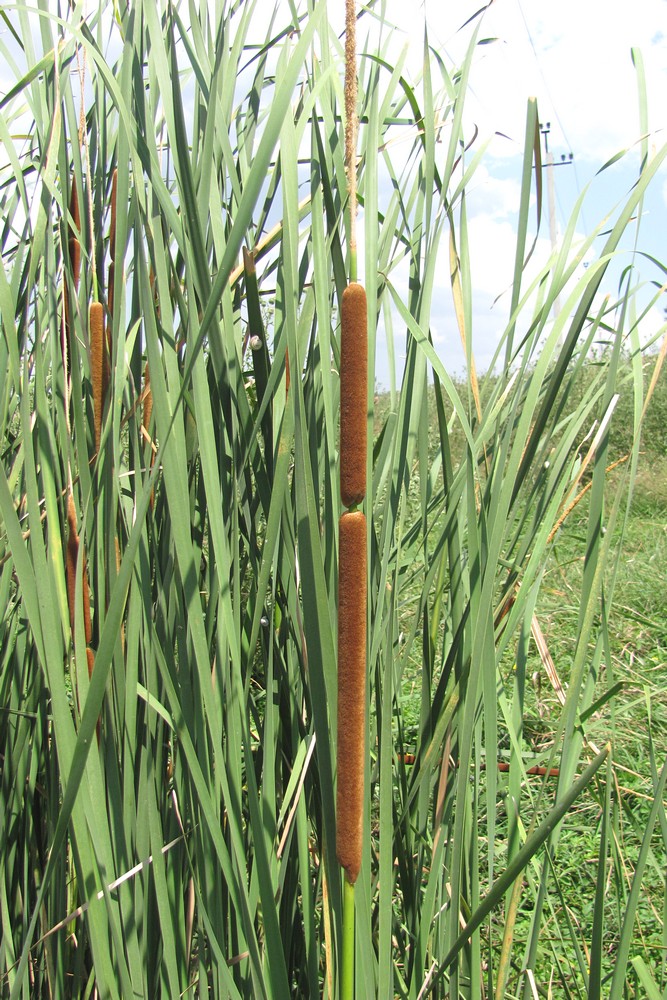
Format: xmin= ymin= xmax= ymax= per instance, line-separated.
xmin=86 ymin=647 xmax=100 ymax=743
xmin=142 ymin=363 xmax=153 ymax=437
xmin=339 ymin=282 xmax=367 ymax=509
xmin=63 ymin=175 xmax=81 ymax=374
xmin=68 ymin=175 xmax=81 ymax=290
xmin=336 ymin=510 xmax=367 ymax=883
xmin=90 ymin=302 xmax=107 ymax=454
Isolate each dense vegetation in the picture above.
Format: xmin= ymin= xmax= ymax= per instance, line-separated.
xmin=0 ymin=1 xmax=665 ymax=997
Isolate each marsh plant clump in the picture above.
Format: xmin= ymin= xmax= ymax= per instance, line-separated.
xmin=0 ymin=2 xmax=665 ymax=998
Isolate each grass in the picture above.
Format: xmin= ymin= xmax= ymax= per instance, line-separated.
xmin=1 ymin=1 xmax=666 ymax=997
xmin=388 ymin=361 xmax=667 ymax=994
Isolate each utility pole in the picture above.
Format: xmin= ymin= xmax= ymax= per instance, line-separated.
xmin=539 ymin=122 xmax=573 ymax=326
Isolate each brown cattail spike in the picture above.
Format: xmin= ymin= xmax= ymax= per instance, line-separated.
xmin=90 ymin=302 xmax=107 ymax=453
xmin=63 ymin=175 xmax=81 ymax=374
xmin=339 ymin=283 xmax=367 ymax=508
xmin=86 ymin=647 xmax=95 ymax=682
xmin=68 ymin=175 xmax=81 ymax=290
xmin=142 ymin=363 xmax=153 ymax=439
xmin=336 ymin=510 xmax=367 ymax=883
xmin=85 ymin=648 xmax=100 ymax=743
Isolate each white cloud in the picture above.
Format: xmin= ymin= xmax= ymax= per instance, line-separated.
xmin=372 ymin=0 xmax=667 ymax=164
xmin=464 ymin=215 xmax=521 ymax=297
xmin=465 ymin=166 xmax=523 ymax=221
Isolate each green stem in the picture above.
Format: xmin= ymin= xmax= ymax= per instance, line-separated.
xmin=349 ymin=243 xmax=357 ymax=284
xmin=341 ymin=876 xmax=355 ymax=999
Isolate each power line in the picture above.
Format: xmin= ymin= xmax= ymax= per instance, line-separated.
xmin=515 ymin=0 xmax=588 ymax=235
xmin=539 ymin=122 xmax=573 ymax=325
xmin=515 ymin=0 xmax=574 ymax=152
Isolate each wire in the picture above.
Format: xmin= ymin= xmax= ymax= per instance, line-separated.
xmin=515 ymin=0 xmax=588 ymax=233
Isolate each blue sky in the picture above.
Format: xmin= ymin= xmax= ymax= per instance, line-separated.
xmin=360 ymin=0 xmax=667 ymax=384
xmin=1 ymin=0 xmax=664 ymax=387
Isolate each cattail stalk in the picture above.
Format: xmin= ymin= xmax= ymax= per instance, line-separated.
xmin=336 ymin=510 xmax=367 ymax=883
xmin=338 ymin=4 xmax=366 ymax=996
xmin=342 ymin=878 xmax=356 ymax=997
xmin=339 ymin=282 xmax=367 ymax=509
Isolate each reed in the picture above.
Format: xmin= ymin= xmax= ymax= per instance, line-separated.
xmin=336 ymin=509 xmax=367 ymax=884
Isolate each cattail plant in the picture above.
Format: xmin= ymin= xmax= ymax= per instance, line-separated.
xmin=6 ymin=5 xmax=663 ymax=996
xmin=336 ymin=278 xmax=368 ymax=995
xmin=337 ymin=1 xmax=368 ymax=996
xmin=63 ymin=172 xmax=96 ymax=697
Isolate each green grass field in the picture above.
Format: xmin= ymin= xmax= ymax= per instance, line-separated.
xmin=387 ymin=361 xmax=667 ymax=995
